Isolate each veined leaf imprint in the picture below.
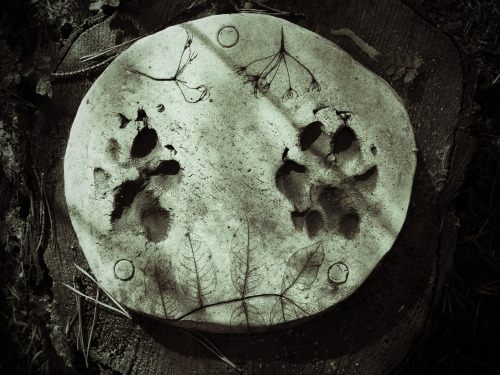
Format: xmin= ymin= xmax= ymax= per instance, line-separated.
xmin=142 ymin=254 xmax=179 ymax=319
xmin=180 ymin=233 xmax=217 ymax=307
xmin=152 ymin=263 xmax=179 ymax=318
xmin=270 ymin=241 xmax=325 ymax=325
xmin=230 ymin=220 xmax=266 ymax=330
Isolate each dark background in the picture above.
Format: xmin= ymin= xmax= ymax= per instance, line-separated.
xmin=1 ymin=0 xmax=499 ymax=374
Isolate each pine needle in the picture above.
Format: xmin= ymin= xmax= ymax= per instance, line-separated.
xmin=40 ymin=172 xmax=55 ymax=252
xmin=0 ymin=88 xmax=37 ymax=108
xmin=178 ymin=327 xmax=242 ymax=372
xmin=6 ymin=284 xmax=21 ymax=301
xmin=29 ymin=350 xmax=44 ymax=373
xmin=74 ymin=276 xmax=87 ymax=367
xmin=80 ymin=35 xmax=145 ymax=62
xmin=240 ymin=10 xmax=289 ymax=15
xmin=73 ymin=263 xmax=131 ymax=318
xmin=253 ymin=0 xmax=286 ymax=13
xmin=86 ymin=289 xmax=99 ymax=361
xmin=34 ymin=172 xmax=46 ymax=254
xmin=73 ymin=278 xmax=80 ymax=351
xmin=61 ymin=283 xmax=130 ymax=318
xmin=493 ymin=72 xmax=500 ymax=84
xmin=240 ymin=0 xmax=290 ymax=15
xmin=28 ymin=324 xmax=37 ymax=353
xmin=52 ymin=55 xmax=117 ymax=79
xmin=65 ymin=312 xmax=77 ymax=335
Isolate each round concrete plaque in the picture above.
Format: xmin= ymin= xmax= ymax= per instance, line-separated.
xmin=64 ymin=14 xmax=416 ymax=332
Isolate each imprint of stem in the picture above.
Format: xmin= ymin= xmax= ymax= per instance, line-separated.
xmin=234 ymin=27 xmax=321 ymax=99
xmin=175 ymin=292 xmax=308 ymax=321
xmin=125 ymin=30 xmax=210 ymax=103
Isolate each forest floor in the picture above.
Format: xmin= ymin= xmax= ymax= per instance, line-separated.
xmin=1 ymin=0 xmax=499 ymax=374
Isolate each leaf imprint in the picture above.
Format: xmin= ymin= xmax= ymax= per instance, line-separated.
xmin=281 ymin=241 xmax=325 ymax=294
xmin=269 ymin=297 xmax=308 ymax=325
xmin=230 ymin=300 xmax=266 ymax=331
xmin=180 ymin=233 xmax=217 ymax=307
xmin=270 ymin=241 xmax=324 ymax=324
xmin=152 ymin=263 xmax=179 ymax=319
xmin=230 ymin=220 xmax=265 ymax=297
xmin=229 ymin=220 xmax=266 ymax=330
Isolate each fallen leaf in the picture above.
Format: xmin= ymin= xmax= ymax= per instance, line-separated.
xmin=403 ymin=68 xmax=419 ymax=84
xmin=385 ymin=65 xmax=397 ymax=76
xmin=36 ymin=77 xmax=52 ymax=98
xmin=392 ymin=66 xmax=407 ymax=81
xmin=411 ymin=55 xmax=423 ymax=69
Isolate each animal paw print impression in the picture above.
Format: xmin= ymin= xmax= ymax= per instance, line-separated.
xmin=277 ymin=112 xmax=378 ymax=241
xmin=107 ymin=108 xmax=181 ymax=243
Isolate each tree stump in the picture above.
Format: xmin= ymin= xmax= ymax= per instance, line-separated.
xmin=24 ymin=0 xmax=476 ymax=373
